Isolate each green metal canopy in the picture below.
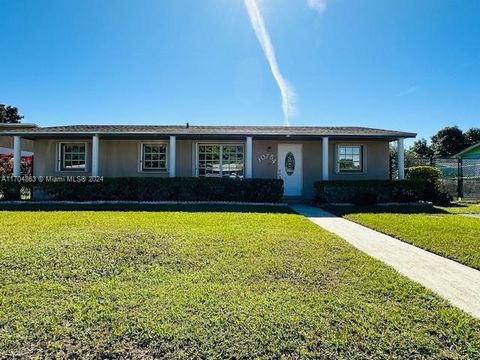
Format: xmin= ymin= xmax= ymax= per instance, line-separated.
xmin=455 ymin=143 xmax=480 ymax=159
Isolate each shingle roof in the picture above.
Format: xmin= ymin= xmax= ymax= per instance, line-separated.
xmin=0 ymin=125 xmax=416 ymax=138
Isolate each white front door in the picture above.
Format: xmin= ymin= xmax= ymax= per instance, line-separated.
xmin=278 ymin=144 xmax=303 ymax=196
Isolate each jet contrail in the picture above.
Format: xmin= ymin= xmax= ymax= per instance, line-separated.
xmin=244 ymin=0 xmax=295 ymax=126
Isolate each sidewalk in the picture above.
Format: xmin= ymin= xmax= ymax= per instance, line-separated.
xmin=291 ymin=204 xmax=480 ymax=319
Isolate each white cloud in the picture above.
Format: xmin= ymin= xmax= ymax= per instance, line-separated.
xmin=244 ymin=0 xmax=296 ymax=126
xmin=308 ymin=0 xmax=327 ymax=15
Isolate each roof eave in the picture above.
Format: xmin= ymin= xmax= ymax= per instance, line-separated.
xmin=0 ymin=131 xmax=417 ymax=140
xmin=454 ymin=142 xmax=480 ymax=158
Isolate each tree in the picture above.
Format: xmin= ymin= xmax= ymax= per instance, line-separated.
xmin=410 ymin=138 xmax=434 ymax=163
xmin=0 ymin=104 xmax=23 ymax=123
xmin=465 ymin=128 xmax=480 ymax=146
xmin=431 ymin=126 xmax=467 ymax=158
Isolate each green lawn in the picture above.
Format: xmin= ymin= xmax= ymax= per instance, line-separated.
xmin=1 ymin=210 xmax=480 ymax=358
xmin=327 ymin=205 xmax=480 ymax=270
xmin=439 ymin=203 xmax=480 ymax=214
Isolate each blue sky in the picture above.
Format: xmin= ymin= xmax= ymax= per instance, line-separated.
xmin=0 ymin=0 xmax=479 ymax=143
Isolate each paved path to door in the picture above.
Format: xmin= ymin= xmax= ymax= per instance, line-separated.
xmin=291 ymin=204 xmax=480 ymax=319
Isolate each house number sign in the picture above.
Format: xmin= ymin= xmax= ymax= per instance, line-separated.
xmin=285 ymin=152 xmax=295 ymax=176
xmin=258 ymin=153 xmax=277 ymax=165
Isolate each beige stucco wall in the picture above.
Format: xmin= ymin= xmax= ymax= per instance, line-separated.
xmin=33 ymin=138 xmax=391 ymax=197
xmin=99 ymin=140 xmax=171 ymax=177
xmin=34 ymin=139 xmax=93 ymax=177
xmin=35 ymin=139 xmax=173 ymax=177
xmin=176 ymin=140 xmax=194 ymax=177
xmin=252 ymin=139 xmax=390 ymax=197
xmin=328 ymin=140 xmax=390 ymax=181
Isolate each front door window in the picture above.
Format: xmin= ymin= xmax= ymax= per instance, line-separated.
xmin=285 ymin=152 xmax=295 ymax=176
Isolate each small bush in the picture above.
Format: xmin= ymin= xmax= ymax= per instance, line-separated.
xmin=15 ymin=177 xmax=284 ymax=203
xmin=406 ymin=166 xmax=451 ymax=204
xmin=405 ymin=166 xmax=441 ymax=183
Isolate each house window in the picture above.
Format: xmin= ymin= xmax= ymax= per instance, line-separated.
xmin=337 ymin=145 xmax=363 ymax=172
xmin=60 ymin=143 xmax=87 ymax=171
xmin=198 ymin=144 xmax=244 ymax=178
xmin=142 ymin=144 xmax=167 ymax=171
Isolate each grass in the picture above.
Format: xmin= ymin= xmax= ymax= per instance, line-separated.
xmin=439 ymin=203 xmax=480 ymax=214
xmin=1 ymin=210 xmax=480 ymax=358
xmin=326 ymin=205 xmax=480 ymax=270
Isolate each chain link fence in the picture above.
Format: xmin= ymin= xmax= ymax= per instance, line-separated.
xmin=433 ymin=158 xmax=480 ymax=199
xmin=401 ymin=157 xmax=479 ymax=199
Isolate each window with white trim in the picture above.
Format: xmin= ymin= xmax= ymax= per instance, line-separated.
xmin=337 ymin=145 xmax=363 ymax=172
xmin=198 ymin=144 xmax=244 ymax=178
xmin=60 ymin=143 xmax=86 ymax=171
xmin=141 ymin=144 xmax=167 ymax=171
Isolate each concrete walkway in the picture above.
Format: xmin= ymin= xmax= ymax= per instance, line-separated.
xmin=291 ymin=204 xmax=480 ymax=319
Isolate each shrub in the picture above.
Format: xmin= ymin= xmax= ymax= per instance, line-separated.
xmin=405 ymin=166 xmax=451 ymax=204
xmin=18 ymin=177 xmax=284 ymax=203
xmin=405 ymin=166 xmax=441 ymax=183
xmin=314 ymin=180 xmax=427 ymax=204
xmin=0 ymin=182 xmax=23 ymax=201
xmin=351 ymin=191 xmax=378 ymax=205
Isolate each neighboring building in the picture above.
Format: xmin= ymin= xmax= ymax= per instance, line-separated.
xmin=0 ymin=123 xmax=37 ymax=156
xmin=0 ymin=125 xmax=416 ymax=197
xmin=455 ymin=142 xmax=480 ymax=178
xmin=455 ymin=143 xmax=480 ymax=160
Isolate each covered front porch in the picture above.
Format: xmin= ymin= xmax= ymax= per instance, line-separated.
xmin=1 ymin=125 xmax=416 ymax=199
xmin=9 ymin=132 xmax=408 ymax=198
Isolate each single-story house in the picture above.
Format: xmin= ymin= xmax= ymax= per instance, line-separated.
xmin=0 ymin=125 xmax=416 ymax=198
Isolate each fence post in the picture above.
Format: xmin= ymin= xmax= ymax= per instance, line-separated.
xmin=457 ymin=159 xmax=463 ymax=198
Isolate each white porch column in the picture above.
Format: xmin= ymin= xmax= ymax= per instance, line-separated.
xmin=322 ymin=137 xmax=329 ymax=181
xmin=245 ymin=136 xmax=253 ymax=179
xmin=92 ymin=134 xmax=100 ymax=176
xmin=13 ymin=136 xmax=22 ymax=177
xmin=169 ymin=136 xmax=176 ymax=177
xmin=397 ymin=138 xmax=405 ymax=180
